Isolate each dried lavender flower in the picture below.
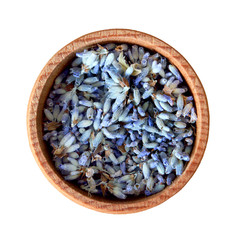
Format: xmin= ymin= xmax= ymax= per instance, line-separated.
xmin=43 ymin=43 xmax=197 ymax=199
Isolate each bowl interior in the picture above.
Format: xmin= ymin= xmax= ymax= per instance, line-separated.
xmin=38 ymin=41 xmax=195 ymax=202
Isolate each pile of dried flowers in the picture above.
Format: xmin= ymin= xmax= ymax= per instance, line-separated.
xmin=43 ymin=43 xmax=197 ymax=199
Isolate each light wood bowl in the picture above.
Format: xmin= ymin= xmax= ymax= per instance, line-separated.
xmin=27 ymin=29 xmax=209 ymax=214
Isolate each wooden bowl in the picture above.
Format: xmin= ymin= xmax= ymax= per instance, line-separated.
xmin=27 ymin=29 xmax=209 ymax=214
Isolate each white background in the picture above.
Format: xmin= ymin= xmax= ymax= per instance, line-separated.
xmin=1 ymin=0 xmax=239 ymax=239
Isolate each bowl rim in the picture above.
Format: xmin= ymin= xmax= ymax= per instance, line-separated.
xmin=27 ymin=28 xmax=209 ymax=214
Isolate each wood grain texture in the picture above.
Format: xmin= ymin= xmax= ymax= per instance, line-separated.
xmin=27 ymin=29 xmax=209 ymax=214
